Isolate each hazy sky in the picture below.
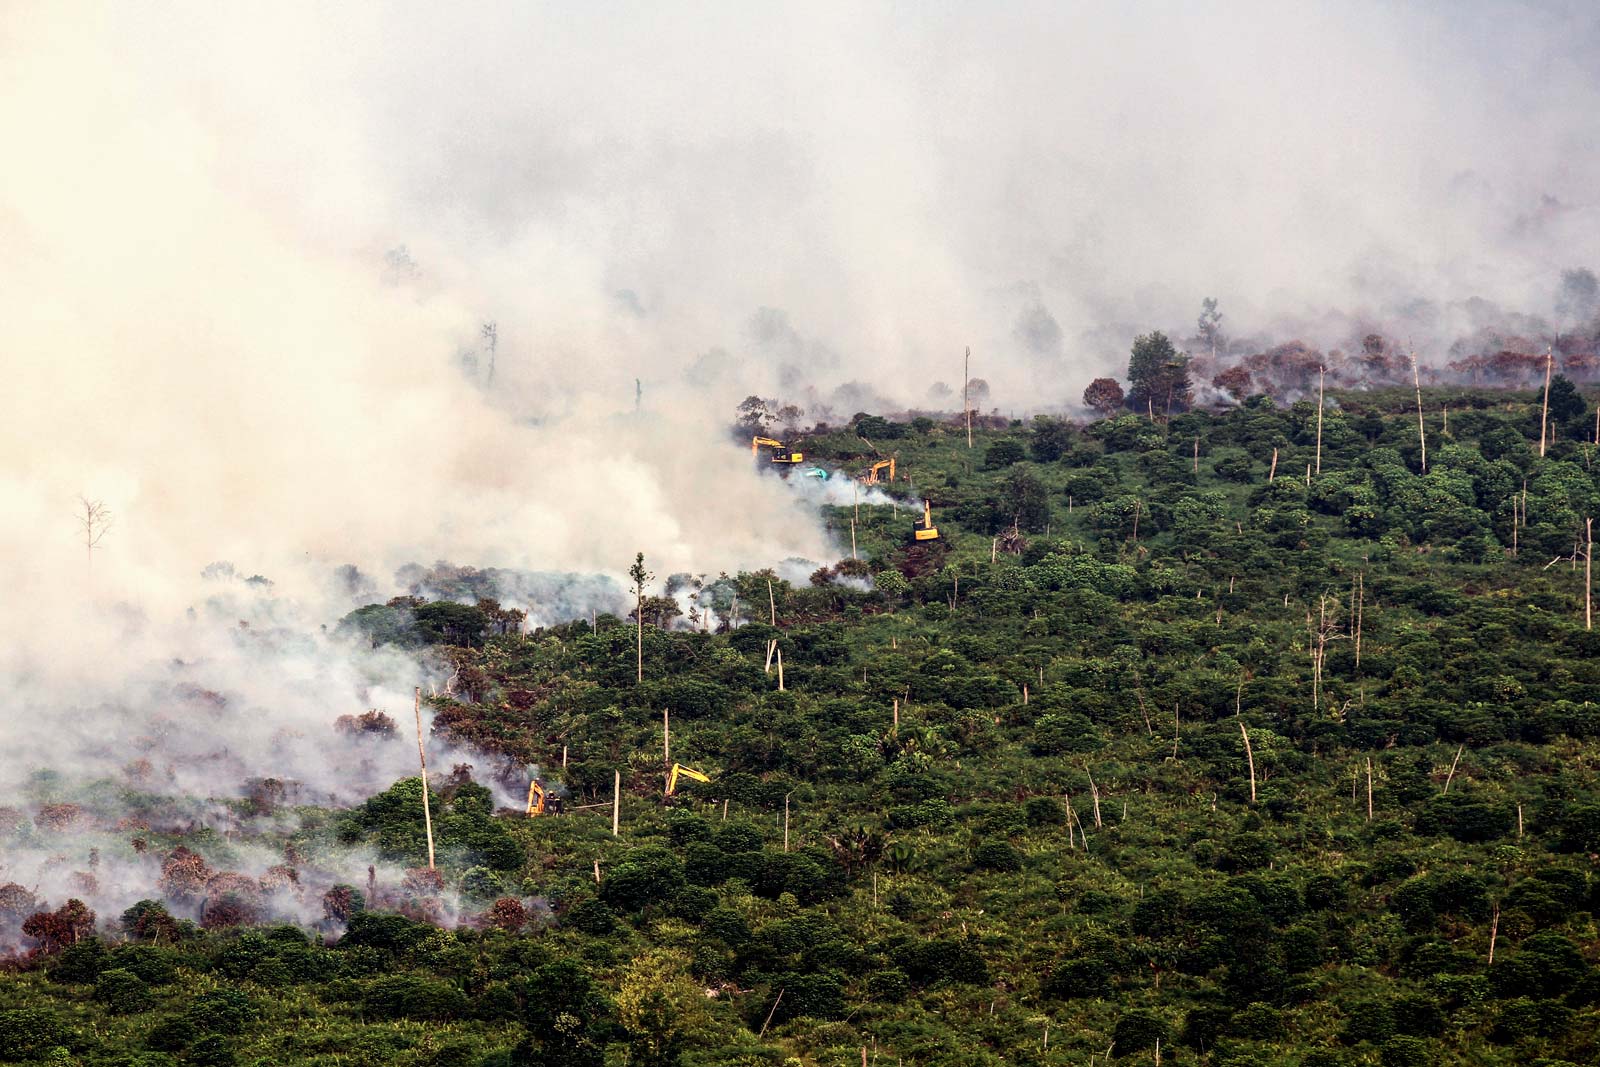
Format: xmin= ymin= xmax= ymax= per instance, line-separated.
xmin=3 ymin=0 xmax=1597 ymax=618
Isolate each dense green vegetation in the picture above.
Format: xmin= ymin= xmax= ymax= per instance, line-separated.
xmin=9 ymin=385 xmax=1600 ymax=1066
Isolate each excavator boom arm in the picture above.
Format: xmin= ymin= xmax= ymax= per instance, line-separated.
xmin=666 ymin=762 xmax=713 ymax=796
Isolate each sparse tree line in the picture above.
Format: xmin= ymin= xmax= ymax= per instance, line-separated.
xmin=14 ymin=387 xmax=1600 ymax=1065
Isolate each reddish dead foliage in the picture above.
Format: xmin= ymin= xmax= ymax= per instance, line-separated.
xmin=442 ymin=764 xmax=476 ymax=794
xmin=69 ymin=872 xmax=99 ymax=897
xmin=0 ymin=884 xmax=38 ymax=923
xmin=259 ymin=865 xmax=301 ymax=895
xmin=484 ymin=897 xmax=527 ymax=933
xmin=402 ymin=867 xmax=445 ymax=895
xmin=245 ymin=777 xmax=288 ymax=814
xmin=397 ymin=895 xmax=447 ymax=926
xmin=200 ymin=874 xmax=263 ymax=929
xmin=399 ymin=867 xmax=447 ymax=925
xmin=1212 ymin=365 xmax=1254 ymax=401
xmin=35 ymin=804 xmax=86 ymax=832
xmin=334 ymin=710 xmax=397 ymax=738
xmin=0 ymin=808 xmax=23 ymax=835
xmin=21 ymin=899 xmax=95 ymax=953
xmin=159 ymin=847 xmax=213 ymax=901
xmin=898 ymin=540 xmax=950 ymax=579
xmin=175 ymin=684 xmax=227 ymax=711
xmin=322 ymin=885 xmax=361 ymax=924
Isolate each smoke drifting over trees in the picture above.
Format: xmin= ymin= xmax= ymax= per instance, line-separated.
xmin=3 ymin=2 xmax=1600 ymax=938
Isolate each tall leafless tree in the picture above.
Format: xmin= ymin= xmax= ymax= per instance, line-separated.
xmin=481 ymin=321 xmax=498 ymax=387
xmin=629 ymin=552 xmax=652 ymax=683
xmin=78 ymin=496 xmax=112 ymax=568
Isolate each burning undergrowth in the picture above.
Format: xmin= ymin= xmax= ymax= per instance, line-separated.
xmin=0 ymin=575 xmax=551 ymax=961
xmin=0 ymin=767 xmax=547 ymax=962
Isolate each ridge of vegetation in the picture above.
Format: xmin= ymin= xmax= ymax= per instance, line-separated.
xmin=6 ymin=385 xmax=1600 ymax=1067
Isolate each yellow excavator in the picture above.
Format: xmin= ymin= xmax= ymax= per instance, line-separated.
xmin=861 ymin=457 xmax=895 ymax=484
xmin=666 ymin=763 xmax=711 ymax=797
xmin=525 ymin=779 xmax=565 ymax=817
xmin=913 ymin=499 xmax=941 ymax=542
xmin=752 ymin=436 xmax=804 ymax=465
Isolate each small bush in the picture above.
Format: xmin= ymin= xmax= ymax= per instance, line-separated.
xmin=187 ymin=1034 xmax=236 ymax=1067
xmin=93 ymin=967 xmax=152 ymax=1014
xmin=1113 ymin=1010 xmax=1169 ymax=1056
xmin=111 ymin=945 xmax=178 ymax=985
xmin=360 ymin=975 xmax=469 ymax=1021
xmin=971 ymin=840 xmax=1023 ymax=872
xmin=0 ymin=1008 xmax=68 ymax=1058
xmin=185 ymin=988 xmax=257 ymax=1033
xmin=146 ymin=1015 xmax=198 ymax=1051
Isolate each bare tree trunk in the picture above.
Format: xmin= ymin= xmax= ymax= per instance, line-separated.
xmin=1488 ymin=906 xmax=1500 ymax=965
xmin=1238 ymin=719 xmax=1256 ymax=805
xmin=663 ymin=708 xmax=670 ymax=795
xmin=1443 ymin=744 xmax=1464 ymax=793
xmin=1315 ymin=365 xmax=1324 ymax=474
xmin=1355 ymin=573 xmax=1364 ymax=669
xmin=1085 ymin=767 xmax=1103 ymax=828
xmin=1268 ymin=448 xmax=1278 ymax=483
xmin=1540 ymin=346 xmax=1553 ymax=457
xmin=758 ymin=989 xmax=784 ymax=1038
xmin=1588 ymin=517 xmax=1593 ymax=631
xmin=1411 ymin=344 xmax=1428 ymax=473
xmin=414 ymin=687 xmax=435 ymax=869
xmin=1133 ymin=685 xmax=1154 ymax=736
xmin=1193 ymin=435 xmax=1199 ymax=474
xmin=612 ymin=770 xmax=621 ymax=836
xmin=1365 ymin=756 xmax=1374 ymax=821
xmin=964 ymin=346 xmax=973 ymax=449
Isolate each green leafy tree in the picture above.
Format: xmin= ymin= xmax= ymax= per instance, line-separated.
xmin=1127 ymin=331 xmax=1192 ymax=414
xmin=615 ymin=950 xmax=705 ymax=1067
